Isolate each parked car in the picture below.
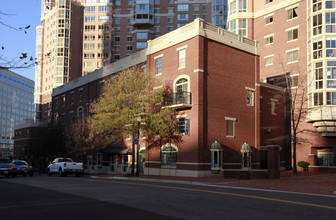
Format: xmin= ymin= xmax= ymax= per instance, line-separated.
xmin=0 ymin=157 xmax=17 ymax=178
xmin=47 ymin=158 xmax=84 ymax=177
xmin=12 ymin=160 xmax=33 ymax=176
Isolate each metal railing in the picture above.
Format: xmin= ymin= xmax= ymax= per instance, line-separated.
xmin=163 ymin=92 xmax=192 ymax=106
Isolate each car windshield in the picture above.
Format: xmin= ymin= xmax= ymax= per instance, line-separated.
xmin=0 ymin=158 xmax=11 ymax=163
xmin=14 ymin=162 xmax=27 ymax=166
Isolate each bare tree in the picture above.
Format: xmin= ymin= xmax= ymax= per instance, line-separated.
xmin=0 ymin=11 xmax=35 ymax=69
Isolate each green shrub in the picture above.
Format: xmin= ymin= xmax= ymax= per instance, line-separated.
xmin=298 ymin=161 xmax=310 ymax=171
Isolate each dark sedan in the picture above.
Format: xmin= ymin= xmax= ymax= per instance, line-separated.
xmin=12 ymin=160 xmax=33 ymax=176
xmin=0 ymin=157 xmax=17 ymax=178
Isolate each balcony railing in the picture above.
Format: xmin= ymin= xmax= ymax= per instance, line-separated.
xmin=163 ymin=92 xmax=192 ymax=109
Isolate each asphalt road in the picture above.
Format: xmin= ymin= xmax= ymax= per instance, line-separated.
xmin=0 ymin=174 xmax=335 ymax=220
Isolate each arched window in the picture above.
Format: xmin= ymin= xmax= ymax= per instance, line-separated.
xmin=161 ymin=144 xmax=177 ymax=167
xmin=53 ymin=113 xmax=59 ymax=128
xmin=175 ymin=78 xmax=189 ymax=104
xmin=77 ymin=106 xmax=84 ymax=120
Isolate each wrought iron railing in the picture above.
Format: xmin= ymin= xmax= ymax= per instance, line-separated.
xmin=163 ymin=92 xmax=192 ymax=106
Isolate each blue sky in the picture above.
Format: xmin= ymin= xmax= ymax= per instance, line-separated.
xmin=1 ymin=0 xmax=41 ymax=81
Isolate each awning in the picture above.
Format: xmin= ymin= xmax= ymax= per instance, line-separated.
xmin=102 ymin=147 xmax=132 ymax=154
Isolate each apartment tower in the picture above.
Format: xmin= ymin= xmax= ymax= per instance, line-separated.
xmin=227 ymin=0 xmax=336 ymax=167
xmin=35 ymin=0 xmax=228 ymax=121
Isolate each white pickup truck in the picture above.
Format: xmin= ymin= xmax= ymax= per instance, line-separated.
xmin=47 ymin=158 xmax=84 ymax=177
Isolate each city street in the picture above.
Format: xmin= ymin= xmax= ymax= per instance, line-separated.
xmin=0 ymin=175 xmax=335 ymax=219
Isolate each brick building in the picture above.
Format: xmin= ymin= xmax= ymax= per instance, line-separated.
xmin=227 ymin=0 xmax=336 ymax=169
xmin=51 ymin=19 xmax=289 ymax=177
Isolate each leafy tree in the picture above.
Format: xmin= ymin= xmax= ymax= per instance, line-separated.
xmin=89 ymin=67 xmax=181 ymax=174
xmin=64 ymin=116 xmax=116 ymax=160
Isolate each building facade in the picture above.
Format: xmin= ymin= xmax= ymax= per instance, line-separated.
xmin=35 ymin=0 xmax=228 ymax=121
xmin=51 ymin=19 xmax=289 ymax=177
xmin=0 ymin=69 xmax=34 ymax=157
xmin=227 ymin=0 xmax=336 ymax=168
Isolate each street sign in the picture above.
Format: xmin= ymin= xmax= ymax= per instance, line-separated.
xmin=135 ymin=138 xmax=139 ymax=145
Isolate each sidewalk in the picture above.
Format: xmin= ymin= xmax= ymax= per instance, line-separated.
xmin=91 ymin=171 xmax=336 ymax=196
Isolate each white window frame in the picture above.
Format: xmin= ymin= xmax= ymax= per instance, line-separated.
xmin=225 ymin=117 xmax=236 ymax=138
xmin=264 ymin=54 xmax=274 ymax=66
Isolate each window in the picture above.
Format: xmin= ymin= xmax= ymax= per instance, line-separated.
xmin=314 ymin=62 xmax=323 ymax=90
xmin=161 ymin=144 xmax=177 ymax=166
xmin=203 ymin=5 xmax=207 ymax=11
xmin=154 ymin=8 xmax=160 ymax=14
xmin=194 ymin=5 xmax=199 ymax=11
xmin=230 ymin=1 xmax=236 ymax=15
xmin=265 ymin=15 xmax=273 ymax=25
xmin=168 ymin=17 xmax=173 ymax=23
xmin=287 ymin=28 xmax=298 ymax=41
xmin=271 ymin=100 xmax=277 ymax=115
xmin=85 ymin=6 xmax=95 ymax=13
xmin=168 ymin=8 xmax=174 ymax=14
xmin=238 ymin=19 xmax=247 ymax=36
xmin=313 ymin=39 xmax=323 ymax=59
xmin=313 ymin=14 xmax=322 ymax=35
xmin=177 ymin=14 xmax=189 ymax=20
xmin=136 ymin=33 xmax=148 ymax=39
xmin=287 ymin=7 xmax=298 ymax=20
xmin=314 ymin=92 xmax=323 ymax=106
xmin=327 ymin=92 xmax=336 ymax=105
xmin=313 ymin=0 xmax=322 ymax=12
xmin=287 ymin=49 xmax=299 ymax=63
xmin=85 ymin=16 xmax=96 ymax=22
xmin=327 ymin=61 xmax=336 ymax=88
xmin=266 ymin=0 xmax=273 ymax=4
xmin=115 ymin=0 xmax=120 ymax=5
xmin=127 ymin=45 xmax=133 ymax=51
xmin=62 ymin=96 xmax=66 ymax=107
xmin=238 ymin=0 xmax=247 ymax=12
xmin=168 ymin=26 xmax=174 ymax=32
xmin=114 ymin=36 xmax=120 ymax=41
xmin=317 ymin=152 xmax=334 ymax=166
xmin=115 ymin=18 xmax=120 ymax=24
xmin=326 ymin=12 xmax=336 ymax=33
xmin=178 ymin=49 xmax=186 ymax=69
xmin=326 ymin=0 xmax=336 ymax=9
xmin=175 ymin=78 xmax=189 ymax=104
xmin=99 ymin=6 xmax=109 ymax=13
xmin=154 ymin=26 xmax=160 ymax=32
xmin=127 ymin=36 xmax=133 ymax=41
xmin=290 ymin=74 xmax=299 ymax=88
xmin=154 ymin=17 xmax=160 ymax=23
xmin=155 ymin=57 xmax=162 ymax=75
xmin=265 ymin=35 xmax=273 ymax=45
xmin=265 ymin=55 xmax=274 ymax=66
xmin=99 ymin=16 xmax=109 ymax=22
xmin=246 ymin=89 xmax=254 ymax=106
xmin=178 ymin=118 xmax=185 ymax=134
xmin=177 ymin=4 xmax=189 ymax=11
xmin=226 ymin=117 xmax=236 ymax=137
xmin=136 ymin=42 xmax=147 ymax=49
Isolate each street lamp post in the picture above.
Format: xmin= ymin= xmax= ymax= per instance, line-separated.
xmin=135 ymin=116 xmax=141 ymax=177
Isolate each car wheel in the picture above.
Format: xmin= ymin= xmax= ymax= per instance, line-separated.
xmin=76 ymin=173 xmax=81 ymax=177
xmin=11 ymin=173 xmax=17 ymax=178
xmin=23 ymin=173 xmax=27 ymax=177
xmin=47 ymin=169 xmax=51 ymax=176
xmin=29 ymin=172 xmax=34 ymax=176
xmin=58 ymin=169 xmax=63 ymax=177
xmin=5 ymin=174 xmax=9 ymax=178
